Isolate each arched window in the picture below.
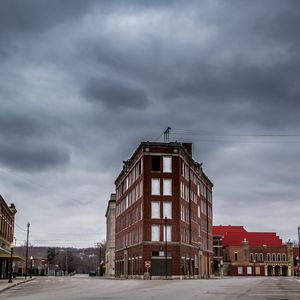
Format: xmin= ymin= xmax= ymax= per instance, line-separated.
xmin=259 ymin=253 xmax=264 ymax=262
xmin=250 ymin=253 xmax=254 ymax=262
xmin=267 ymin=253 xmax=271 ymax=261
xmin=272 ymin=253 xmax=276 ymax=261
xmin=282 ymin=253 xmax=286 ymax=261
xmin=255 ymin=253 xmax=259 ymax=261
xmin=277 ymin=253 xmax=281 ymax=262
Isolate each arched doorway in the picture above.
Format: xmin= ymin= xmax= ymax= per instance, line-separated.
xmin=267 ymin=265 xmax=273 ymax=276
xmin=282 ymin=266 xmax=288 ymax=276
xmin=274 ymin=265 xmax=280 ymax=276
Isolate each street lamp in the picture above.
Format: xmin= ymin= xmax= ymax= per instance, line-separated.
xmin=30 ymin=256 xmax=33 ymax=278
xmin=253 ymin=259 xmax=256 ymax=276
xmin=164 ymin=217 xmax=168 ymax=279
xmin=8 ymin=243 xmax=14 ymax=283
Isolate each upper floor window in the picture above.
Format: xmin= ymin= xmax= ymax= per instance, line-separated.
xmin=267 ymin=253 xmax=271 ymax=261
xmin=151 ymin=225 xmax=160 ymax=241
xmin=250 ymin=253 xmax=254 ymax=262
xmin=163 ymin=179 xmax=172 ymax=196
xmin=152 ymin=156 xmax=160 ymax=172
xmin=277 ymin=253 xmax=281 ymax=261
xmin=151 ymin=179 xmax=160 ymax=195
xmin=163 ymin=202 xmax=172 ymax=219
xmin=272 ymin=253 xmax=276 ymax=261
xmin=163 ymin=225 xmax=172 ymax=242
xmin=282 ymin=253 xmax=286 ymax=261
xmin=151 ymin=202 xmax=160 ymax=219
xmin=234 ymin=252 xmax=238 ymax=261
xmin=163 ymin=156 xmax=172 ymax=173
xmin=259 ymin=253 xmax=263 ymax=262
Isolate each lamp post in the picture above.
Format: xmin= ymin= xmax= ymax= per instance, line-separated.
xmin=8 ymin=243 xmax=14 ymax=283
xmin=25 ymin=222 xmax=30 ymax=279
xmin=30 ymin=256 xmax=33 ymax=278
xmin=164 ymin=217 xmax=168 ymax=279
xmin=253 ymin=259 xmax=256 ymax=276
xmin=297 ymin=226 xmax=300 ymax=277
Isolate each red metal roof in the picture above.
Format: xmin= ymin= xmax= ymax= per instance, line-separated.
xmin=213 ymin=225 xmax=283 ymax=247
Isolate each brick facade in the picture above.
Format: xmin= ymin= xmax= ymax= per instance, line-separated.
xmin=114 ymin=142 xmax=213 ymax=278
xmin=213 ymin=226 xmax=294 ymax=277
xmin=0 ymin=195 xmax=17 ymax=279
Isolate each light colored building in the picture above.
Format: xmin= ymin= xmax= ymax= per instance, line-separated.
xmin=105 ymin=193 xmax=116 ymax=277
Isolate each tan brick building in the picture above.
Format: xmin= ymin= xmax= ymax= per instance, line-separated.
xmin=105 ymin=193 xmax=116 ymax=277
xmin=114 ymin=142 xmax=213 ymax=278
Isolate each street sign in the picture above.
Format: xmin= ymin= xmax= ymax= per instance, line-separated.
xmin=145 ymin=260 xmax=151 ymax=268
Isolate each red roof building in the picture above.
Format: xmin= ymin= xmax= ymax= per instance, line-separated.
xmin=213 ymin=225 xmax=294 ymax=277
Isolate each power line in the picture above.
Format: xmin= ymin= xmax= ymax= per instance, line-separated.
xmin=172 ymin=128 xmax=300 ymax=137
xmin=170 ymin=128 xmax=300 ymax=144
xmin=15 ymin=223 xmax=27 ymax=232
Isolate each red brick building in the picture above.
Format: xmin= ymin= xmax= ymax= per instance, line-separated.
xmin=213 ymin=226 xmax=294 ymax=276
xmin=0 ymin=195 xmax=17 ymax=279
xmin=114 ymin=142 xmax=213 ymax=278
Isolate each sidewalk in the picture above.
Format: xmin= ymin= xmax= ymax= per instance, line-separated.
xmin=0 ymin=277 xmax=35 ymax=293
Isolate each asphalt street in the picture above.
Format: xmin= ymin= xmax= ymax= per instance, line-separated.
xmin=1 ymin=276 xmax=300 ymax=300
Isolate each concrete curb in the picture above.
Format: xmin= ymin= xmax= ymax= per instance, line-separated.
xmin=0 ymin=278 xmax=36 ymax=294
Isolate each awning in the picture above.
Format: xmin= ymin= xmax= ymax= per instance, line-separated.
xmin=0 ymin=253 xmax=25 ymax=261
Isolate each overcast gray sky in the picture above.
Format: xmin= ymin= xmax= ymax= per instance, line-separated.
xmin=0 ymin=0 xmax=299 ymax=248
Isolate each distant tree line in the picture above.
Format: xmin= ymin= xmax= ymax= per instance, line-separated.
xmin=14 ymin=241 xmax=106 ymax=274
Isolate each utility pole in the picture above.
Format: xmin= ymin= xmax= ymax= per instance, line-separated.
xmin=298 ymin=226 xmax=300 ymax=278
xmin=65 ymin=251 xmax=68 ymax=276
xmin=25 ymin=222 xmax=30 ymax=279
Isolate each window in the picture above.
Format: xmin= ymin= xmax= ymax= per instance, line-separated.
xmin=151 ymin=179 xmax=160 ymax=195
xmin=152 ymin=156 xmax=160 ymax=171
xmin=267 ymin=253 xmax=271 ymax=261
xmin=163 ymin=225 xmax=172 ymax=241
xmin=163 ymin=179 xmax=172 ymax=196
xmin=163 ymin=156 xmax=172 ymax=173
xmin=197 ymin=182 xmax=200 ymax=196
xmin=272 ymin=253 xmax=276 ymax=261
xmin=259 ymin=253 xmax=263 ymax=262
xmin=247 ymin=266 xmax=252 ymax=275
xmin=250 ymin=253 xmax=253 ymax=262
xmin=282 ymin=253 xmax=286 ymax=261
xmin=151 ymin=202 xmax=160 ymax=219
xmin=234 ymin=252 xmax=238 ymax=261
xmin=238 ymin=266 xmax=243 ymax=275
xmin=151 ymin=225 xmax=160 ymax=241
xmin=277 ymin=253 xmax=281 ymax=261
xmin=163 ymin=202 xmax=172 ymax=219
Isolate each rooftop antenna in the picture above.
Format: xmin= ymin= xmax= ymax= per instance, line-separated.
xmin=163 ymin=127 xmax=171 ymax=142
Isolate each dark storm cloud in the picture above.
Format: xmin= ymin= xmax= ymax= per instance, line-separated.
xmin=0 ymin=97 xmax=70 ymax=172
xmin=1 ymin=0 xmax=300 ymax=246
xmin=0 ymin=140 xmax=70 ymax=171
xmin=0 ymin=0 xmax=97 ymax=34
xmin=82 ymin=77 xmax=149 ymax=111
